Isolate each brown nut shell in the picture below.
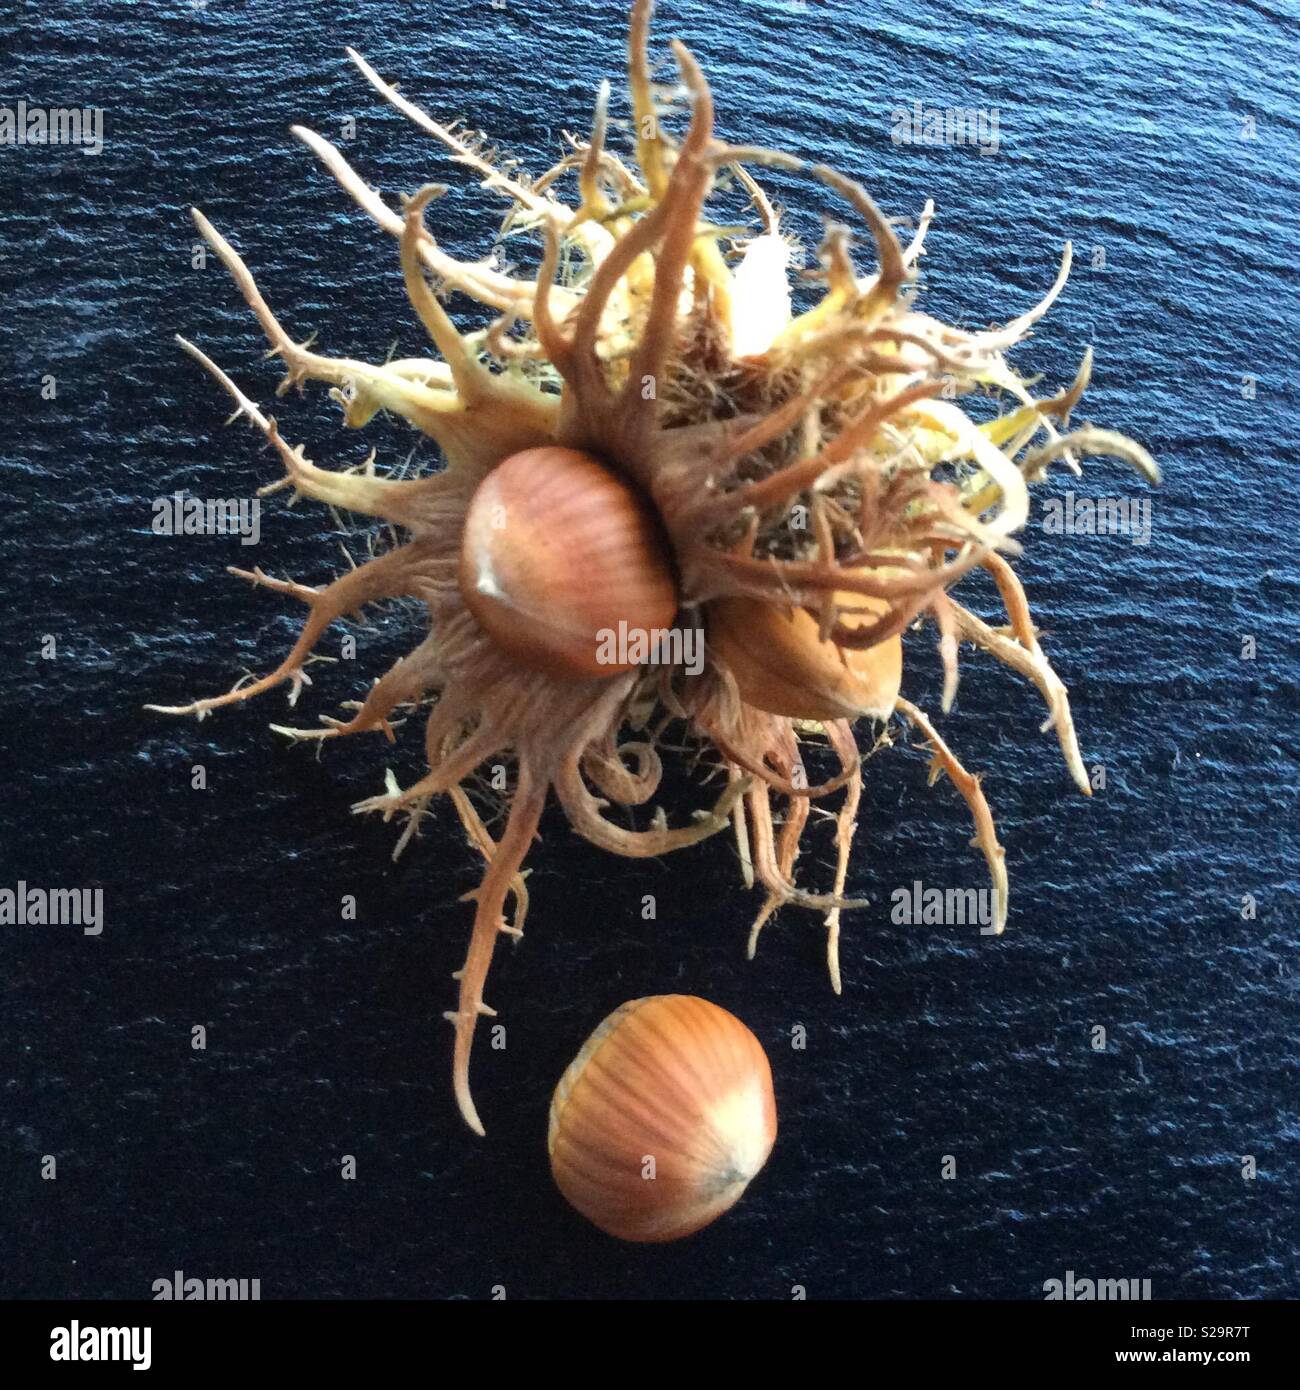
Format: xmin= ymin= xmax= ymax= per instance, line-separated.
xmin=548 ymin=995 xmax=777 ymax=1242
xmin=459 ymin=446 xmax=679 ymax=680
xmin=708 ymin=589 xmax=903 ymax=721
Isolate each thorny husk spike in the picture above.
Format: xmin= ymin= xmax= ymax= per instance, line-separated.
xmin=151 ymin=0 xmax=1155 ymax=1133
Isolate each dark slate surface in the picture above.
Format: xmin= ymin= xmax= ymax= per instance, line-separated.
xmin=2 ymin=0 xmax=1297 ymax=1298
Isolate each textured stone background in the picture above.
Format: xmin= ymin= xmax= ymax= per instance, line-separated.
xmin=3 ymin=0 xmax=1297 ymax=1298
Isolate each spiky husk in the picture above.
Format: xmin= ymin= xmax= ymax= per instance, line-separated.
xmin=152 ymin=0 xmax=1157 ymax=1133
